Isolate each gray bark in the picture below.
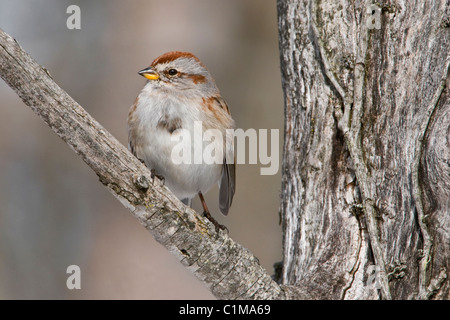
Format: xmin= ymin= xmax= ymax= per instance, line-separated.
xmin=0 ymin=28 xmax=285 ymax=300
xmin=2 ymin=0 xmax=449 ymax=300
xmin=277 ymin=0 xmax=449 ymax=299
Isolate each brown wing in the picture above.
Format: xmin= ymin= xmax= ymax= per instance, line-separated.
xmin=218 ymin=97 xmax=235 ymax=215
xmin=127 ymin=97 xmax=143 ymax=162
xmin=212 ymin=96 xmax=231 ymax=114
xmin=219 ymin=155 xmax=236 ymax=215
xmin=128 ymin=130 xmax=137 ymax=157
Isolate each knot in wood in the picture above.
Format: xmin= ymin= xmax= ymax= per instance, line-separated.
xmin=134 ymin=175 xmax=149 ymax=191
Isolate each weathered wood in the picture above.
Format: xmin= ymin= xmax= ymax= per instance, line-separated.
xmin=0 ymin=28 xmax=285 ymax=300
xmin=277 ymin=0 xmax=449 ymax=299
xmin=2 ymin=0 xmax=449 ymax=299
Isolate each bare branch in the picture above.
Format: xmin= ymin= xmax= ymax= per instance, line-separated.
xmin=0 ymin=28 xmax=285 ymax=300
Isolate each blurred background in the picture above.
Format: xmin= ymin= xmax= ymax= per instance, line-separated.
xmin=0 ymin=0 xmax=283 ymax=299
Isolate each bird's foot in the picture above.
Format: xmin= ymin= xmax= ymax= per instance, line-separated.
xmin=150 ymin=168 xmax=165 ymax=185
xmin=203 ymin=210 xmax=228 ymax=233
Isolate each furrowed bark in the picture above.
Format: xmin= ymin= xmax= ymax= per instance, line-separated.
xmin=277 ymin=0 xmax=449 ymax=299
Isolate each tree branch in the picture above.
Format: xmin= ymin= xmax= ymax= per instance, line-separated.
xmin=0 ymin=28 xmax=285 ymax=300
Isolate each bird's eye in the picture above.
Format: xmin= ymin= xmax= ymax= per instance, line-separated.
xmin=167 ymin=68 xmax=178 ymax=76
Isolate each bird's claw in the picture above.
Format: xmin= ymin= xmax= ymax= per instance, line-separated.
xmin=150 ymin=168 xmax=165 ymax=185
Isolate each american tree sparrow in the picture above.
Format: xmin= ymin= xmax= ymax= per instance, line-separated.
xmin=128 ymin=51 xmax=235 ymax=231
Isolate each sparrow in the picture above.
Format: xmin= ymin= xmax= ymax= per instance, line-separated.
xmin=127 ymin=51 xmax=235 ymax=231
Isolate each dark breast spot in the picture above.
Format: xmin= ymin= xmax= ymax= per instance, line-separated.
xmin=157 ymin=116 xmax=182 ymax=134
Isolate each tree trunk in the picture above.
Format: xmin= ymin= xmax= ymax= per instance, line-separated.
xmin=277 ymin=0 xmax=449 ymax=299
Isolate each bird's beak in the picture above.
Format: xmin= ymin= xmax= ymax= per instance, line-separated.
xmin=138 ymin=67 xmax=160 ymax=80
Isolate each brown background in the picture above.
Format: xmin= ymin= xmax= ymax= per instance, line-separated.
xmin=0 ymin=0 xmax=283 ymax=299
